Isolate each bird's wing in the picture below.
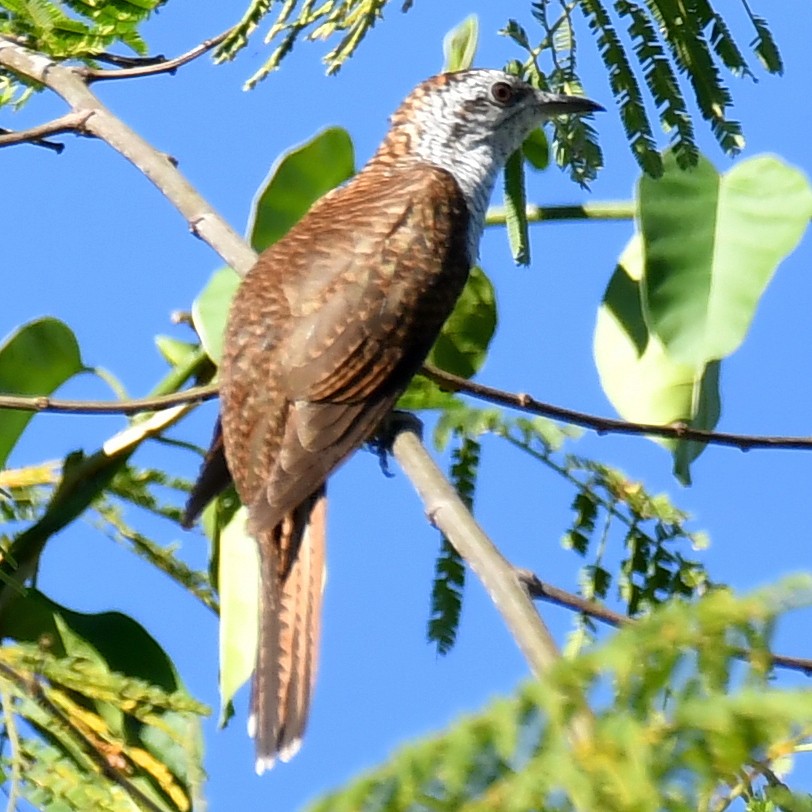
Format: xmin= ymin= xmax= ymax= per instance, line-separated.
xmin=182 ymin=418 xmax=231 ymax=527
xmin=237 ymin=164 xmax=471 ymax=531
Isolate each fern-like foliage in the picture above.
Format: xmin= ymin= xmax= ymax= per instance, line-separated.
xmin=501 ymin=0 xmax=781 ymax=176
xmin=0 ymin=0 xmax=165 ymax=110
xmin=308 ymin=578 xmax=812 ymax=811
xmin=215 ymin=0 xmax=390 ymax=87
xmin=0 ymin=639 xmax=208 ymax=811
xmin=427 ymin=434 xmax=479 ymax=655
xmin=431 ymin=405 xmax=709 ymax=650
xmin=0 ymin=0 xmax=163 ymax=57
xmin=616 ymin=0 xmax=697 ymax=167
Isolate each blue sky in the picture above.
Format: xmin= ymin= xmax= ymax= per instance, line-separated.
xmin=3 ymin=1 xmax=812 ymax=808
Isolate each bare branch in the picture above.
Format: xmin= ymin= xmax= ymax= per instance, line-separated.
xmin=421 ymin=365 xmax=812 ymax=451
xmin=519 ymin=570 xmax=812 ymax=676
xmin=387 ymin=414 xmax=593 ymax=744
xmin=0 ymin=37 xmax=257 ymax=276
xmin=3 ymin=367 xmax=812 ymax=454
xmin=0 ymin=384 xmax=218 ymax=415
xmin=0 ymin=111 xmax=94 ymax=151
xmin=82 ymin=28 xmax=233 ymax=82
xmin=486 ymin=200 xmax=634 ymax=226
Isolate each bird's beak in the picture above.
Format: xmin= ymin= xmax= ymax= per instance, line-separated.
xmin=536 ymin=92 xmax=604 ymax=116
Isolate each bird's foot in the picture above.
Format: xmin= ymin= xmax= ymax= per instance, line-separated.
xmin=368 ymin=410 xmax=424 ymax=477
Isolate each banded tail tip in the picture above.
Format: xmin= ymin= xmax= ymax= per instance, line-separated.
xmin=255 ymin=755 xmax=276 ymax=776
xmin=248 ymin=714 xmax=303 ymax=774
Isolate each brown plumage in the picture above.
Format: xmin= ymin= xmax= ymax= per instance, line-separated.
xmin=186 ymin=162 xmax=470 ymax=770
xmin=183 ymin=69 xmax=601 ymax=771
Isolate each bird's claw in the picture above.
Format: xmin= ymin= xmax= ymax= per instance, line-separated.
xmin=368 ymin=410 xmax=424 ymax=477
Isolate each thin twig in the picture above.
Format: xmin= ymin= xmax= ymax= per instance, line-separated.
xmin=485 ymin=200 xmax=634 ymax=225
xmin=387 ymin=415 xmax=593 ymax=745
xmin=90 ymin=52 xmax=167 ymax=69
xmin=3 ymin=367 xmax=812 ymax=453
xmin=0 ymin=111 xmax=93 ymax=151
xmin=519 ymin=570 xmax=812 ymax=675
xmin=0 ymin=384 xmax=218 ymax=415
xmin=0 ymin=129 xmax=62 ymax=153
xmin=82 ymin=27 xmax=233 ymax=82
xmin=421 ymin=365 xmax=812 ymax=451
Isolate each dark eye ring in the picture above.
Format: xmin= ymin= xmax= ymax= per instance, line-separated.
xmin=490 ymin=81 xmax=515 ymax=106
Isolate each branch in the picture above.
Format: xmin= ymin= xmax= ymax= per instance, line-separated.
xmin=0 ymin=111 xmax=93 ymax=151
xmin=0 ymin=384 xmax=218 ymax=415
xmin=0 ymin=37 xmax=257 ymax=276
xmin=81 ymin=28 xmax=233 ymax=82
xmin=387 ymin=415 xmax=593 ymax=745
xmin=3 ymin=368 xmax=812 ymax=454
xmin=486 ymin=200 xmax=634 ymax=226
xmin=518 ymin=570 xmax=812 ymax=676
xmin=422 ymin=366 xmax=812 ymax=451
xmin=484 ymin=200 xmax=811 ymax=228
xmin=0 ymin=350 xmax=211 ymax=614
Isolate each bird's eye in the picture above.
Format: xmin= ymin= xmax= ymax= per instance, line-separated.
xmin=490 ymin=81 xmax=516 ymax=106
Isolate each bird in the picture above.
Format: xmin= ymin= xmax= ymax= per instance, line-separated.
xmin=183 ymin=68 xmax=601 ymax=773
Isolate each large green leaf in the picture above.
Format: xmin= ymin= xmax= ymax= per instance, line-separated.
xmin=399 ymin=267 xmax=497 ymax=411
xmin=0 ymin=589 xmax=206 ymax=811
xmin=427 ymin=266 xmax=497 ymax=378
xmin=503 ymin=150 xmax=530 ymax=265
xmin=3 ymin=589 xmax=180 ymax=691
xmin=594 ymin=238 xmax=720 ymax=484
xmin=0 ymin=317 xmax=86 ymax=469
xmin=442 ymin=14 xmax=478 ymax=72
xmin=216 ymin=506 xmax=258 ymax=725
xmin=522 ymin=127 xmax=550 ymax=171
xmin=191 ymin=266 xmax=240 ymax=366
xmin=597 ymin=151 xmax=811 ymax=482
xmin=248 ymin=127 xmax=355 ymax=253
xmin=640 ymin=152 xmax=812 ymax=365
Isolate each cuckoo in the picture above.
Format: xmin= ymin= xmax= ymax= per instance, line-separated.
xmin=184 ymin=68 xmax=601 ymax=773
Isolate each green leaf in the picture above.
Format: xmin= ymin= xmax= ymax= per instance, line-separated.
xmin=0 ymin=318 xmax=85 ymax=468
xmin=442 ymin=14 xmax=478 ymax=72
xmin=503 ymin=150 xmax=530 ymax=265
xmin=154 ymin=336 xmax=199 ymax=369
xmin=639 ymin=152 xmax=812 ymax=366
xmin=396 ymin=377 xmax=460 ymax=412
xmin=594 ymin=237 xmax=720 ymax=482
xmin=248 ymin=127 xmax=355 ymax=252
xmin=598 ymin=151 xmax=812 ymax=481
xmin=191 ymin=267 xmax=240 ymax=365
xmin=428 ymin=537 xmax=465 ymax=655
xmin=425 ymin=266 xmax=497 ymax=379
xmin=216 ymin=507 xmax=258 ymax=725
xmin=0 ymin=0 xmax=164 ymax=111
xmin=0 ymin=589 xmax=206 ymax=810
xmin=3 ymin=589 xmax=180 ymax=693
xmin=522 ymin=128 xmax=550 ymax=171
xmin=399 ymin=266 xmax=495 ymax=410
xmin=580 ymin=0 xmax=661 ymax=176
xmin=428 ymin=434 xmax=478 ymax=654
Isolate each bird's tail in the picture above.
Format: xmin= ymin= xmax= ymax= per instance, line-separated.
xmin=251 ymin=485 xmax=327 ymax=774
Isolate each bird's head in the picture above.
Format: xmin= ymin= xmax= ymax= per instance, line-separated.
xmin=372 ymin=69 xmax=602 ymax=240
